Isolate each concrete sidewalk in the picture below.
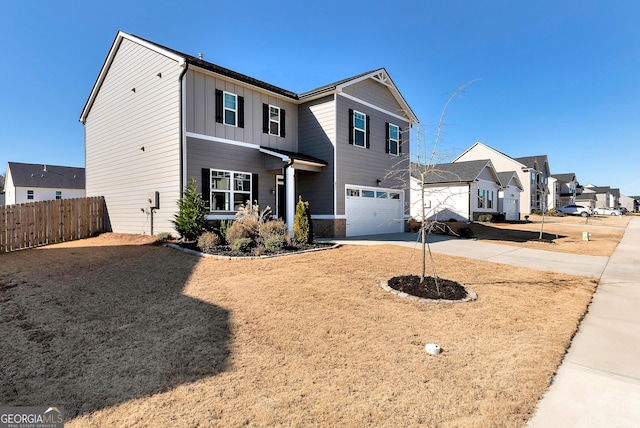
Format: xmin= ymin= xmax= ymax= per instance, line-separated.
xmin=527 ymin=217 xmax=640 ymax=427
xmin=329 ymin=218 xmax=640 ymax=426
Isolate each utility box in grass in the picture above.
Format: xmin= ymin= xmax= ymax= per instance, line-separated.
xmin=582 ymin=231 xmax=590 ymax=241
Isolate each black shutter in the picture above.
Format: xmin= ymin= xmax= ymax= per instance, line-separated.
xmin=385 ymin=122 xmax=390 ymax=153
xmin=251 ymin=174 xmax=259 ymax=204
xmin=262 ymin=104 xmax=269 ymax=134
xmin=201 ymin=168 xmax=211 ymax=210
xmin=238 ymin=96 xmax=245 ymax=128
xmin=280 ymin=109 xmax=286 ymax=138
xmin=398 ymin=128 xmax=402 ymax=154
xmin=365 ymin=115 xmax=370 ymax=149
xmin=215 ymin=90 xmax=223 ymax=123
xmin=348 ymin=109 xmax=354 ymax=145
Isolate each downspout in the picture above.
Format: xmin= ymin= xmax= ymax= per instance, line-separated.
xmin=468 ymin=182 xmax=472 ymax=222
xmin=178 ymin=62 xmax=189 ymax=192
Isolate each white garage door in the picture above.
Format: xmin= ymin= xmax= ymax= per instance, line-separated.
xmin=504 ymin=198 xmax=518 ymax=221
xmin=345 ymin=186 xmax=404 ymax=237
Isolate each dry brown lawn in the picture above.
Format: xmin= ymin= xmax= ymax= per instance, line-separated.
xmin=1 ymin=233 xmax=600 ymax=427
xmin=451 ymin=214 xmax=630 ymax=257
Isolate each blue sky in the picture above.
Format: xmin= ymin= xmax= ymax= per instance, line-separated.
xmin=2 ymin=0 xmax=639 ymax=195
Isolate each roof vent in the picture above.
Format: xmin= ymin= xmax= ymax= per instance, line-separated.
xmin=198 ymin=53 xmax=203 ymax=60
xmin=43 ymin=164 xmax=47 ymax=172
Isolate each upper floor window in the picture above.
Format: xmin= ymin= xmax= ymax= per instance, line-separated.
xmin=386 ymin=123 xmax=400 ymax=155
xmin=215 ymin=89 xmax=244 ymax=128
xmin=27 ymin=190 xmax=34 ymax=200
xmin=348 ymin=109 xmax=369 ymax=148
xmin=224 ymin=92 xmax=237 ymax=126
xmin=56 ymin=191 xmax=62 ymax=200
xmin=262 ymin=104 xmax=286 ymax=137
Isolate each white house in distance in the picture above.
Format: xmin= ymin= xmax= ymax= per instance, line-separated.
xmin=453 ymin=142 xmax=550 ymax=215
xmin=3 ymin=162 xmax=85 ymax=205
xmin=410 ymin=159 xmax=506 ymax=222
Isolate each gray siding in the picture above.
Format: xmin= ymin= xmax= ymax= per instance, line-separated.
xmin=297 ymin=96 xmax=335 ymax=215
xmin=186 ymin=137 xmax=280 ymax=213
xmin=84 ymin=38 xmax=182 ymax=235
xmin=185 ymin=69 xmax=298 ymax=152
xmin=478 ymin=167 xmax=496 ymax=182
xmin=342 ymin=79 xmax=408 ymax=120
xmin=335 ymin=96 xmax=410 ymax=215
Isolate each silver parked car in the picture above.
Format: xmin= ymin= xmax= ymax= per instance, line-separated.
xmin=594 ymin=207 xmax=622 ymax=216
xmin=557 ymin=204 xmax=593 ymax=217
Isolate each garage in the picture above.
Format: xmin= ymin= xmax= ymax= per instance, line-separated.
xmin=345 ymin=186 xmax=405 ymax=236
xmin=503 ymin=198 xmax=519 ymax=221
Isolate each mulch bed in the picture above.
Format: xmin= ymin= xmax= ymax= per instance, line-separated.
xmin=171 ymin=241 xmax=334 ymax=258
xmin=387 ymin=275 xmax=468 ymax=300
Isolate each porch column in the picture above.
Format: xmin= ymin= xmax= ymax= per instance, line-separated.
xmin=286 ymin=166 xmax=296 ymax=238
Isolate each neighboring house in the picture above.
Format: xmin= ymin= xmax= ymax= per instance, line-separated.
xmin=547 ymin=176 xmax=558 ymax=210
xmin=550 ymin=173 xmax=581 ymax=208
xmin=3 ymin=162 xmax=85 ymax=205
xmin=496 ymin=171 xmax=524 ymax=220
xmin=582 ymin=185 xmax=620 ymax=209
xmin=80 ymin=31 xmax=418 ymax=237
xmin=619 ymin=194 xmax=635 ymax=213
xmin=410 ymin=159 xmax=503 ymax=222
xmin=453 ymin=142 xmax=550 ymax=215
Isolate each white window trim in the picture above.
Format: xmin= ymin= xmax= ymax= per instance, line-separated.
xmin=269 ymin=105 xmax=280 ymax=136
xmin=27 ymin=189 xmax=34 ymax=200
xmin=478 ymin=188 xmax=485 ymax=209
xmin=223 ymin=91 xmax=238 ymax=127
xmin=353 ymin=110 xmax=366 ymax=148
xmin=210 ymin=168 xmax=251 ymax=212
xmin=388 ymin=123 xmax=400 ymax=156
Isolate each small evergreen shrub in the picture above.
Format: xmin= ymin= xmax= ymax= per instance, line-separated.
xmin=478 ymin=214 xmax=493 ymax=222
xmin=172 ymin=178 xmax=209 ymax=241
xmin=264 ymin=235 xmax=287 ymax=252
xmin=294 ymin=197 xmax=313 ymax=244
xmin=197 ymin=232 xmax=220 ymax=254
xmin=232 ymin=237 xmax=254 ymax=253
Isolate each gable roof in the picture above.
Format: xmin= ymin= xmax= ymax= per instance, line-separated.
xmin=412 ymin=159 xmax=498 ymax=185
xmin=551 ymin=173 xmax=577 ymax=183
xmin=7 ymin=162 xmax=85 ymax=189
xmin=497 ymin=171 xmax=524 ymax=190
xmin=513 ymin=155 xmax=550 ymax=174
xmin=81 ymin=31 xmax=418 ymax=124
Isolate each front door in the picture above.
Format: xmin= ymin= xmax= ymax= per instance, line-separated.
xmin=276 ymin=175 xmax=286 ymax=221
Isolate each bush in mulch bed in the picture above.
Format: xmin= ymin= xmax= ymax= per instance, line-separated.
xmin=387 ymin=275 xmax=467 ymax=300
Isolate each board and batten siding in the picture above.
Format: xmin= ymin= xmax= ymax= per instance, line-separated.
xmin=297 ymin=96 xmax=336 ymax=215
xmin=184 ymin=69 xmax=298 ymax=153
xmin=342 ymin=78 xmax=410 ymax=120
xmin=84 ymin=37 xmax=183 ymax=235
xmin=335 ymin=95 xmax=410 ymax=216
xmin=186 ymin=137 xmax=280 ymax=213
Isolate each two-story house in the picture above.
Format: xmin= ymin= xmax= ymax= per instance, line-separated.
xmin=453 ymin=142 xmax=550 ymax=215
xmin=549 ymin=173 xmax=581 ymax=208
xmin=80 ymin=32 xmax=418 ymax=238
xmin=3 ymin=162 xmax=85 ymax=205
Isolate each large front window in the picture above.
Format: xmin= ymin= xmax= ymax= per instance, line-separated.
xmin=210 ymin=169 xmax=251 ymax=211
xmin=478 ymin=189 xmax=484 ymax=208
xmin=224 ymin=92 xmax=237 ymax=126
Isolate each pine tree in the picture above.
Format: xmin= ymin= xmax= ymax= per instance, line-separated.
xmin=172 ymin=178 xmax=208 ymax=240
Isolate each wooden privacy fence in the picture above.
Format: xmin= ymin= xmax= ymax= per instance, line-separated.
xmin=0 ymin=197 xmax=106 ymax=253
